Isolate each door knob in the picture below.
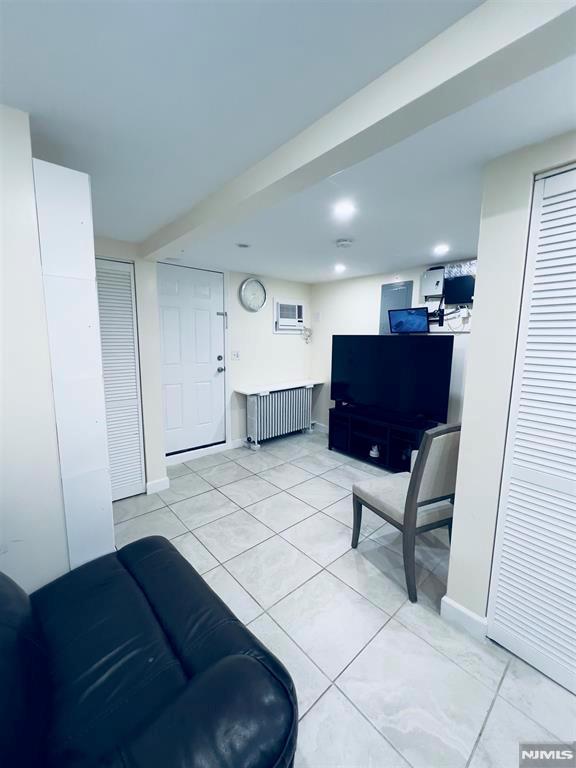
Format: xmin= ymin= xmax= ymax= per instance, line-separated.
xmin=217 ymin=366 xmax=225 ymax=373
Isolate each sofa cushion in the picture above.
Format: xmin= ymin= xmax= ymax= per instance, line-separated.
xmin=117 ymin=537 xmax=295 ymax=695
xmin=0 ymin=573 xmax=48 ymax=768
xmin=110 ymin=655 xmax=297 ymax=768
xmin=31 ymin=551 xmax=187 ymax=766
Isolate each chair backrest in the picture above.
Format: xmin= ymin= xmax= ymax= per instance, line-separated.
xmin=403 ymin=424 xmax=461 ymax=532
xmin=414 ymin=424 xmax=461 ymax=505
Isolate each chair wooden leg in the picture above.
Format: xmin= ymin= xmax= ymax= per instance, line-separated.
xmin=352 ymin=496 xmax=362 ymax=548
xmin=402 ymin=529 xmax=417 ymax=602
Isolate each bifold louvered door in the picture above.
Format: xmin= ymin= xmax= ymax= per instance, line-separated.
xmin=487 ymin=166 xmax=576 ymax=693
xmin=96 ymin=259 xmax=146 ymax=501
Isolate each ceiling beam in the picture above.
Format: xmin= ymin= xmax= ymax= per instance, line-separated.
xmin=142 ymin=0 xmax=576 ymax=259
xmin=94 ymin=236 xmax=142 ymax=261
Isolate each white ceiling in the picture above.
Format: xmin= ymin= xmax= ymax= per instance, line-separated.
xmin=1 ymin=0 xmax=481 ymax=241
xmin=165 ymin=56 xmax=576 ymax=283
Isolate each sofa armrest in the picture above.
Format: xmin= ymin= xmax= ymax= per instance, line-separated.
xmin=109 ymin=654 xmax=297 ymax=768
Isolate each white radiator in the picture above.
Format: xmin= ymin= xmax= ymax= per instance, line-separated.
xmin=247 ymin=385 xmax=313 ymax=445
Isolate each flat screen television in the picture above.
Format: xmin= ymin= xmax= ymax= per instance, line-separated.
xmin=389 ymin=307 xmax=429 ymax=334
xmin=331 ymin=334 xmax=454 ymax=423
xmin=444 ymin=275 xmax=475 ymax=304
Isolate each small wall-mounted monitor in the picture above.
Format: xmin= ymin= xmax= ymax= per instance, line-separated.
xmin=444 ymin=275 xmax=475 ymax=304
xmin=388 ymin=307 xmax=429 ymax=334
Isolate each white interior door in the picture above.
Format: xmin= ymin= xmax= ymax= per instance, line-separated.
xmin=158 ymin=264 xmax=226 ymax=454
xmin=487 ymin=166 xmax=576 ymax=693
xmin=96 ymin=259 xmax=146 ymax=501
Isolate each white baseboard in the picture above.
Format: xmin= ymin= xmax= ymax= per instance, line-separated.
xmin=165 ymin=438 xmax=246 ymax=466
xmin=146 ymin=476 xmax=169 ymax=494
xmin=163 ymin=428 xmax=328 ymax=467
xmin=440 ymin=596 xmax=487 ymax=640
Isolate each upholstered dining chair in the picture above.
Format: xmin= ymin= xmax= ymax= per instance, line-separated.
xmin=351 ymin=423 xmax=461 ymax=602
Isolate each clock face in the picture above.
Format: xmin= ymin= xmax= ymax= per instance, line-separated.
xmin=240 ymin=278 xmax=267 ymax=312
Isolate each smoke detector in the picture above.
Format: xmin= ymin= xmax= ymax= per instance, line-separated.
xmin=335 ymin=238 xmax=354 ymax=248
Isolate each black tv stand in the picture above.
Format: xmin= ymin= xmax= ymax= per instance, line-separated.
xmin=328 ymin=405 xmax=439 ymax=472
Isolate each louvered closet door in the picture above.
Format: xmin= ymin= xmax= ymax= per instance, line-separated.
xmin=96 ymin=259 xmax=146 ymax=501
xmin=487 ymin=166 xmax=576 ymax=693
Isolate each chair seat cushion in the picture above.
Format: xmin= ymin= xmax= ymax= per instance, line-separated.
xmin=353 ymin=472 xmax=411 ymax=520
xmin=353 ymin=473 xmax=453 ymax=527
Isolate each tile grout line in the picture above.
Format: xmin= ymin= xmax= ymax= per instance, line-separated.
xmin=243 ymin=557 xmax=391 ymax=680
xmin=465 ymin=658 xmax=512 ymax=768
xmin=118 ymin=439 xmax=558 ymax=768
xmin=113 ymin=503 xmax=169 ymax=526
xmin=496 ymin=676 xmax=569 ymax=743
xmin=116 ymin=453 xmax=446 ymax=625
xmin=205 ymin=530 xmax=483 ymax=768
xmin=203 ymin=479 xmax=481 ymax=762
xmin=118 ymin=436 xmax=455 ymax=768
xmin=392 ymin=607 xmax=508 ymax=696
xmin=187 ymin=485 xmax=433 ymax=625
xmin=116 ymin=440 xmax=344 ymax=527
xmin=262 ymin=577 xmax=414 ymax=768
xmin=332 ymin=682 xmax=415 ymax=768
xmin=221 ymin=545 xmax=323 ymax=614
xmin=114 ymin=437 xmax=322 ymax=533
xmin=121 ymin=512 xmax=457 ymax=705
xmin=332 ymin=615 xmax=393 ymax=685
xmin=258 ymin=611 xmax=332 ymax=688
xmin=357 ymin=549 xmax=510 ymax=696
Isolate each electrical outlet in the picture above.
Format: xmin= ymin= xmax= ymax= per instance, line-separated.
xmin=231 ymin=350 xmax=240 ymax=361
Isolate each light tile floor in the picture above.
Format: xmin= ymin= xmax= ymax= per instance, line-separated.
xmin=113 ymin=431 xmax=575 ymax=768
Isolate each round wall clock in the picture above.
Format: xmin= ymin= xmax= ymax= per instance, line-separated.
xmin=239 ymin=277 xmax=267 ymax=312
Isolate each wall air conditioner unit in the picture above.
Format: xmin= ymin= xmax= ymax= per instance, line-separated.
xmin=274 ymin=300 xmax=304 ymax=333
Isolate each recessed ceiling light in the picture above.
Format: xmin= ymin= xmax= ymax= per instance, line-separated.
xmin=334 ymin=264 xmax=347 ymax=274
xmin=433 ymin=242 xmax=451 ymax=256
xmin=332 ymin=198 xmax=357 ymax=223
xmin=236 ymin=242 xmax=251 ymax=248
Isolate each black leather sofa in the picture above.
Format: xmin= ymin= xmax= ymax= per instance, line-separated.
xmin=0 ymin=535 xmax=297 ymax=768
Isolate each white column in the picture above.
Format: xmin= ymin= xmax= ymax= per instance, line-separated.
xmin=33 ymin=159 xmax=114 ymax=568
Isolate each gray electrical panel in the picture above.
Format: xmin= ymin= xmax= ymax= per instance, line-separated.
xmin=379 ymin=281 xmax=414 ymax=334
xmin=421 ymin=267 xmax=444 ymax=299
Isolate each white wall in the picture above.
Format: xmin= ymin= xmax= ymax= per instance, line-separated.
xmin=227 ymin=272 xmax=313 ymax=441
xmin=445 ymin=130 xmax=576 ymax=622
xmin=310 ymin=268 xmax=469 ymax=429
xmin=110 ymin=261 xmax=466 ymax=466
xmin=94 ymin=238 xmax=167 ymax=492
xmin=91 ymin=258 xmax=313 ymax=463
xmin=0 ymin=106 xmax=70 ymax=590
